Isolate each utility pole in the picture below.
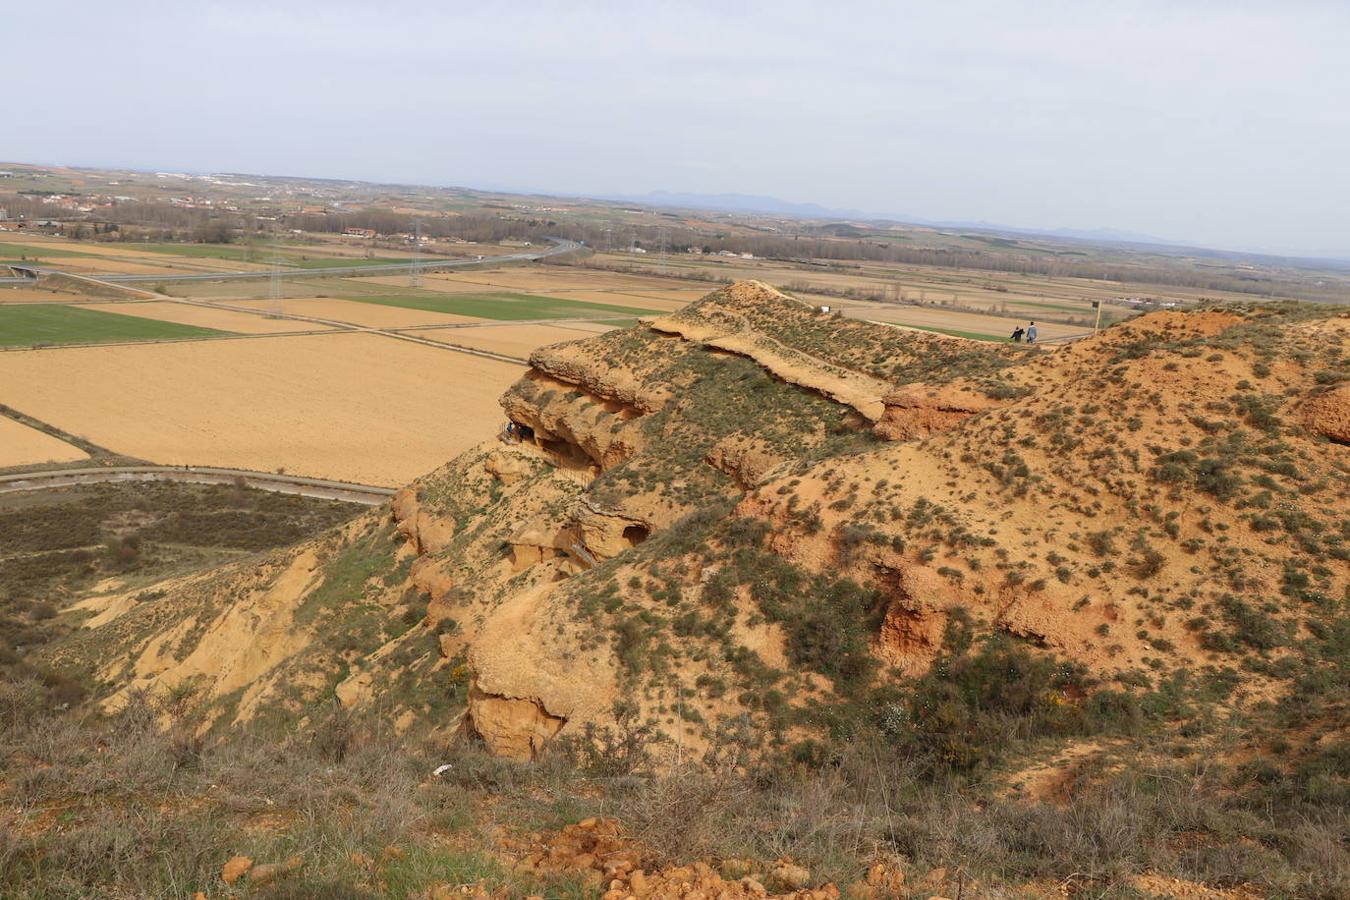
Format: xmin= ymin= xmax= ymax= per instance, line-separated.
xmin=268 ymin=225 xmax=283 ymax=318
xmin=409 ymin=220 xmax=423 ymax=288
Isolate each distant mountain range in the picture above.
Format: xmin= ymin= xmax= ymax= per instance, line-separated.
xmin=602 ymin=190 xmax=1172 ymax=245
xmin=602 ymin=191 xmax=868 ymax=221
xmin=596 ymin=190 xmax=1350 ymax=266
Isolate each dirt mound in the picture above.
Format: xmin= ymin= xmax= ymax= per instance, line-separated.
xmin=1300 ymin=381 xmax=1350 ymax=444
xmin=504 ymin=817 xmax=845 ymax=899
xmin=875 ymin=382 xmax=1004 ymax=441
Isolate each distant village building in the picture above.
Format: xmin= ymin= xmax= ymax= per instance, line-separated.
xmin=342 ymin=227 xmax=377 ymax=239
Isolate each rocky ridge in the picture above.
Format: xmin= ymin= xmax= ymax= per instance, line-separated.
xmin=51 ymin=282 xmax=1348 ymax=768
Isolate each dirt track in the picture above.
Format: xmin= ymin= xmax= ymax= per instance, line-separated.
xmin=0 ymin=465 xmax=393 ymax=505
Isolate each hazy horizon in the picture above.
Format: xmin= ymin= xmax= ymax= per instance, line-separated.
xmin=9 ymin=1 xmax=1348 ymax=258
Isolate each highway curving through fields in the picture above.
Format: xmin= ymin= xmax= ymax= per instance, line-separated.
xmin=0 ymin=465 xmax=395 ymax=506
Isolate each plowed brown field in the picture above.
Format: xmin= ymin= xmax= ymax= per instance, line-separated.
xmin=86 ymin=302 xmax=334 ymax=334
xmin=0 ymin=416 xmax=88 ymax=467
xmin=0 ymin=333 xmax=522 ymax=485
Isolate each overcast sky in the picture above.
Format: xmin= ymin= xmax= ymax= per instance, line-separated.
xmin=9 ymin=1 xmax=1348 ymax=257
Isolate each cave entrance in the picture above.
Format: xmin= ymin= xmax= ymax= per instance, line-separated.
xmin=622 ymin=523 xmax=650 ymax=547
xmin=540 ymin=437 xmax=591 ymax=467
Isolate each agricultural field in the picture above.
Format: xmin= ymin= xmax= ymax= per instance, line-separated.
xmin=368 ymin=268 xmax=708 ymax=306
xmin=572 ymin=249 xmax=1266 ymax=340
xmin=0 ymin=286 xmax=93 ymax=304
xmin=418 ymin=321 xmax=617 ymax=358
xmin=81 ymin=299 xmax=332 ymax=334
xmin=82 ymin=301 xmax=334 ymax=335
xmin=230 ymin=297 xmax=484 ymax=329
xmin=0 ymin=242 xmax=102 ymax=261
xmin=0 ymin=332 xmax=523 ymax=486
xmin=318 ymin=288 xmax=652 ymax=321
xmin=843 ymin=300 xmax=1085 ymax=342
xmin=127 ymin=242 xmax=402 ymax=267
xmin=0 ymin=304 xmax=230 ymax=347
xmin=0 ymin=417 xmax=87 ymax=467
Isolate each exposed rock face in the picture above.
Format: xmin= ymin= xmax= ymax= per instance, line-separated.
xmin=502 ymin=371 xmax=640 ymax=470
xmin=508 ymin=518 xmax=576 ymax=570
xmin=391 ymin=487 xmax=454 ymax=554
xmin=875 ymin=565 xmax=953 ymax=672
xmin=463 ymin=683 xmax=566 ymax=761
xmin=484 ymin=450 xmax=535 ymax=485
xmin=875 ymin=382 xmax=1003 ymax=441
xmin=572 ymin=500 xmax=650 ymax=561
xmin=529 ymin=342 xmax=673 ymax=413
xmin=1300 ymin=383 xmax=1350 ymax=444
xmin=706 ymin=434 xmax=784 ymax=487
xmin=649 ymin=288 xmax=891 ymax=422
xmin=411 ymin=556 xmax=457 ymax=619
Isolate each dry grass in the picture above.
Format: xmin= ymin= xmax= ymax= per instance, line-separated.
xmin=1 ymin=696 xmax=1341 ymax=899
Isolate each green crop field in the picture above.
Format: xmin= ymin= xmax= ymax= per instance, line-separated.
xmin=352 ymin=291 xmax=652 ymax=321
xmin=0 ymin=304 xmax=233 ymax=347
xmin=0 ymin=243 xmax=101 ymax=261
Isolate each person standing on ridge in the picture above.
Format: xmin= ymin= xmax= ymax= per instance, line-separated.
xmin=1010 ymin=326 xmax=1025 ymax=342
xmin=1026 ymin=321 xmax=1038 ymax=344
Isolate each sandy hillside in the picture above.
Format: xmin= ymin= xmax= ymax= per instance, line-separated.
xmin=85 ymin=301 xmax=336 ymax=334
xmin=0 ymin=332 xmax=524 ymax=485
xmin=0 ymin=416 xmax=88 ymax=467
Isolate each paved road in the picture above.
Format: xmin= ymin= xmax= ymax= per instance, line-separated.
xmin=63 ymin=238 xmax=582 ymax=283
xmin=0 ymin=465 xmax=395 ymax=506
